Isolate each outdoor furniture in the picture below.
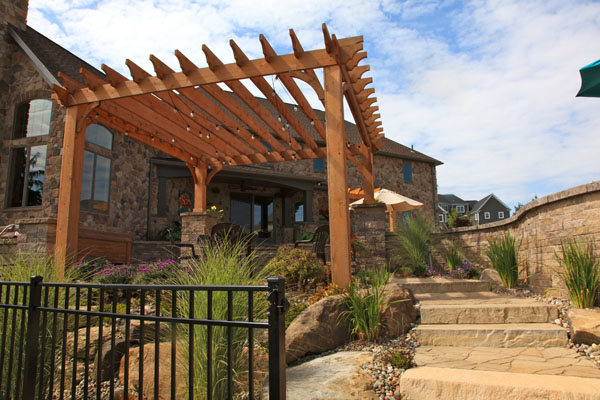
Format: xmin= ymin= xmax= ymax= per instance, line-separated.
xmin=294 ymin=224 xmax=329 ymax=264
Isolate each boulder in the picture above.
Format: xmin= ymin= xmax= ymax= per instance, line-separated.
xmin=286 ymin=295 xmax=350 ymax=364
xmin=119 ymin=342 xmax=187 ymax=399
xmin=95 ymin=337 xmax=129 ymax=381
xmin=380 ymin=283 xmax=417 ymax=337
xmin=264 ymin=351 xmax=376 ymax=399
xmin=567 ymin=308 xmax=600 ymax=345
xmin=480 ymin=268 xmax=502 ymax=286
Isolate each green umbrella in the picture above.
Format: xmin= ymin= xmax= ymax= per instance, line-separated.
xmin=577 ymin=59 xmax=600 ymax=97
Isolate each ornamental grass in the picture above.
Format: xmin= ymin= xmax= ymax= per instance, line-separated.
xmin=556 ymin=238 xmax=600 ymax=308
xmin=486 ymin=232 xmax=520 ymax=288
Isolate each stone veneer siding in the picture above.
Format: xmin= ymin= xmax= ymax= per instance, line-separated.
xmin=351 ymin=203 xmax=387 ymax=271
xmin=438 ymin=181 xmax=600 ymax=295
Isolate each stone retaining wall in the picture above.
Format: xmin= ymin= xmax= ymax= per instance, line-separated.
xmin=438 ymin=182 xmax=600 ymax=295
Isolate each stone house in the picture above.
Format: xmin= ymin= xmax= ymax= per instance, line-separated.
xmin=0 ymin=1 xmax=441 ymax=262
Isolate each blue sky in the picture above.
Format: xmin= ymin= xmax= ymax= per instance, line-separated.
xmin=28 ymin=0 xmax=600 ymax=210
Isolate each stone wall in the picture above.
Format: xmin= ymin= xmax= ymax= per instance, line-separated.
xmin=438 ymin=182 xmax=600 ymax=295
xmin=350 ymin=203 xmax=387 ymax=271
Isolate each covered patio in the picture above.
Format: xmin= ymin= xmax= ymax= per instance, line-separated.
xmin=50 ymin=24 xmax=385 ymax=286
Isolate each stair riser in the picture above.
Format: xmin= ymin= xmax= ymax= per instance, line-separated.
xmin=400 ymin=281 xmax=491 ymax=294
xmin=416 ymin=328 xmax=568 ymax=347
xmin=400 ymin=367 xmax=600 ymax=400
xmin=420 ymin=305 xmax=558 ymax=324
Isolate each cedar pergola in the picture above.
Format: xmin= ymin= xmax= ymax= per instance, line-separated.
xmin=51 ymin=24 xmax=384 ymax=286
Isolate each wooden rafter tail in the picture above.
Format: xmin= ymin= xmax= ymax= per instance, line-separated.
xmin=364 ymin=113 xmax=381 ymax=126
xmin=356 ymin=88 xmax=375 ymax=103
xmin=322 ymin=23 xmax=333 ymax=53
xmin=79 ymin=68 xmax=108 ymax=90
xmin=57 ymin=72 xmax=85 ymax=93
xmin=174 ymin=50 xmax=198 ymax=76
xmin=359 ymin=97 xmax=377 ymax=112
xmin=202 ymin=43 xmax=301 ymax=154
xmin=202 ymin=45 xmax=221 ymax=72
xmin=150 ymin=54 xmax=175 ymax=80
xmin=229 ymin=40 xmax=322 ymax=153
xmin=346 ymin=51 xmax=368 ymax=70
xmin=363 ymin=107 xmax=379 ymax=121
xmin=348 ymin=65 xmax=370 ymax=82
xmin=259 ymin=34 xmax=327 ymax=141
xmin=331 ymin=34 xmax=364 ymax=65
xmin=289 ymin=29 xmax=304 ymax=58
xmin=101 ymin=64 xmax=129 ymax=86
xmin=125 ymin=59 xmax=151 ymax=83
xmin=352 ymin=77 xmax=373 ymax=92
xmin=51 ymin=84 xmax=70 ymax=106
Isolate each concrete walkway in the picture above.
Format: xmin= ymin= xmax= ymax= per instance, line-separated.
xmin=396 ymin=277 xmax=600 ymax=400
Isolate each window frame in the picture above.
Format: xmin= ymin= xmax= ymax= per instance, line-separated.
xmin=498 ymin=211 xmax=505 ymax=219
xmin=80 ymin=124 xmax=113 ymax=214
xmin=313 ymin=158 xmax=325 ymax=172
xmin=5 ymin=144 xmax=47 ymax=209
xmin=456 ymin=205 xmax=465 ymax=213
xmin=12 ymin=99 xmax=53 ymax=139
xmin=403 ymin=162 xmax=412 ymax=183
xmin=484 ymin=212 xmax=491 ymax=220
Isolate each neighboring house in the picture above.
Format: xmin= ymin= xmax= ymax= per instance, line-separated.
xmin=470 ymin=194 xmax=510 ymax=225
xmin=437 ymin=194 xmax=476 ymax=224
xmin=438 ymin=193 xmax=510 ymax=226
xmin=0 ymin=2 xmax=442 ymax=261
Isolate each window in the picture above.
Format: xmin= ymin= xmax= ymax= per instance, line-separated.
xmin=313 ymin=158 xmax=325 ymax=172
xmin=13 ymin=99 xmax=52 ymax=138
xmin=6 ymin=145 xmax=47 ymax=207
xmin=498 ymin=211 xmax=505 ymax=219
xmin=294 ymin=202 xmax=304 ymax=222
xmin=456 ymin=205 xmax=465 ymax=213
xmin=484 ymin=212 xmax=490 ymax=220
xmin=81 ymin=124 xmax=112 ymax=212
xmin=439 ymin=214 xmax=444 ymax=223
xmin=403 ymin=163 xmax=412 ymax=183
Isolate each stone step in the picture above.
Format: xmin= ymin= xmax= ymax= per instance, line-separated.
xmin=392 ymin=277 xmax=491 ymax=294
xmin=415 ymin=323 xmax=568 ymax=347
xmin=400 ymin=367 xmax=600 ymax=400
xmin=420 ymin=302 xmax=558 ymax=324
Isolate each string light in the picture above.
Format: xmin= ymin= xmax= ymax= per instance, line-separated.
xmin=199 ymin=131 xmax=203 ymax=138
xmin=124 ymin=130 xmax=128 ymax=136
xmin=251 ymin=134 xmax=255 ymax=140
xmin=215 ymin=150 xmax=218 ymax=155
xmin=190 ymin=110 xmax=194 ymax=117
xmin=151 ymin=135 xmax=155 ymax=141
xmin=216 ymin=124 xmax=220 ymax=131
xmin=294 ymin=106 xmax=298 ymax=112
xmin=310 ymin=119 xmax=315 ymax=126
xmin=206 ymin=132 xmax=210 ymax=139
xmin=277 ymin=116 xmax=282 ymax=122
xmin=173 ymin=107 xmax=177 ymax=113
xmin=190 ymin=156 xmax=193 ymax=160
xmin=171 ymin=137 xmax=176 ymax=143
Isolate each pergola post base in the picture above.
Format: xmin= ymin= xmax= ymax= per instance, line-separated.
xmin=180 ymin=212 xmax=218 ymax=257
xmin=351 ymin=203 xmax=387 ymax=272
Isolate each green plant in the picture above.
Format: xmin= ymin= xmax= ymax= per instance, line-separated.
xmin=556 ymin=238 xmax=600 ymax=308
xmin=157 ymin=221 xmax=181 ymax=242
xmin=391 ymin=212 xmax=436 ymax=266
xmin=410 ymin=263 xmax=428 ymax=277
xmin=355 ymin=266 xmax=391 ymax=288
xmin=486 ymin=232 xmax=520 ymax=288
xmin=385 ymin=348 xmax=413 ymax=369
xmin=444 ymin=241 xmax=464 ymax=272
xmin=207 ymin=205 xmax=225 ymax=221
xmin=350 ymin=236 xmax=370 ymax=259
xmin=0 ymin=252 xmax=84 ymax=398
xmin=262 ymin=246 xmax=328 ymax=290
xmin=171 ymin=237 xmax=267 ymax=398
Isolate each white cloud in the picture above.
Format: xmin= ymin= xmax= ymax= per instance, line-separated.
xmin=26 ymin=0 xmax=600 ymax=208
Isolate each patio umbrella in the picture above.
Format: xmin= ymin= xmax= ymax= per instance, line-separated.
xmin=577 ymin=59 xmax=600 ymax=97
xmin=350 ymin=188 xmax=423 ymax=231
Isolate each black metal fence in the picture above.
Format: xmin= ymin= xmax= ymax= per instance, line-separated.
xmin=0 ymin=276 xmax=287 ymax=399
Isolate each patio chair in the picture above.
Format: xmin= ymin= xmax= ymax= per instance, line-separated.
xmin=294 ymin=224 xmax=329 ymax=264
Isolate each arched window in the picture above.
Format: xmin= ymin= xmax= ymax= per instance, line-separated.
xmin=5 ymin=99 xmax=51 ymax=207
xmin=81 ymin=124 xmax=113 ymax=212
xmin=13 ymin=99 xmax=52 ymax=138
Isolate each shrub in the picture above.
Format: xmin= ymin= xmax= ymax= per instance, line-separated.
xmin=355 ymin=266 xmax=391 ymax=288
xmin=444 ymin=241 xmax=464 ymax=272
xmin=486 ymin=232 xmax=520 ymax=288
xmin=390 ymin=212 xmax=437 ymax=267
xmin=94 ymin=262 xmax=138 ymax=284
xmin=385 ymin=348 xmax=413 ymax=369
xmin=351 ymin=236 xmax=370 ymax=259
xmin=171 ymin=237 xmax=267 ymax=399
xmin=262 ymin=246 xmax=328 ymax=290
xmin=156 ymin=221 xmax=181 ymax=242
xmin=410 ymin=263 xmax=428 ymax=277
xmin=556 ymin=238 xmax=600 ymax=308
xmin=342 ymin=266 xmax=389 ymax=342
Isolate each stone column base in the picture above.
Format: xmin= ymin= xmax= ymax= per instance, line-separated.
xmin=180 ymin=212 xmax=218 ymax=257
xmin=350 ymin=203 xmax=387 ymax=272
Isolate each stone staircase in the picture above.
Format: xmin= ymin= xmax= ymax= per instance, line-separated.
xmin=394 ymin=277 xmax=600 ymax=400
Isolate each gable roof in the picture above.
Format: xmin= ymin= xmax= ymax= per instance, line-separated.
xmin=9 ymin=23 xmax=441 ymax=166
xmin=438 ymin=194 xmax=465 ymax=204
xmin=471 ymin=193 xmax=510 ymax=213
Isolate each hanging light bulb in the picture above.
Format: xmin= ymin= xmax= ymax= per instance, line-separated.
xmin=310 ymin=119 xmax=315 ymax=126
xmin=277 ymin=116 xmax=282 ymax=122
xmin=207 ymin=132 xmax=211 ymax=139
xmin=171 ymin=137 xmax=176 ymax=143
xmin=199 ymin=131 xmax=203 ymax=138
xmin=190 ymin=110 xmax=194 ymax=117
xmin=215 ymin=150 xmax=219 ymax=155
xmin=186 ymin=125 xmax=190 ymax=132
xmin=151 ymin=135 xmax=155 ymax=141
xmin=294 ymin=106 xmax=298 ymax=112
xmin=173 ymin=107 xmax=177 ymax=113
xmin=281 ymin=126 xmax=285 ymax=131
xmin=251 ymin=134 xmax=255 ymax=140
xmin=190 ymin=156 xmax=193 ymax=160
xmin=216 ymin=124 xmax=220 ymax=131
xmin=124 ymin=130 xmax=129 ymax=136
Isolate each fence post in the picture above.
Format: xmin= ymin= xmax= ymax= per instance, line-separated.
xmin=267 ymin=276 xmax=287 ymax=400
xmin=22 ymin=275 xmax=43 ymax=400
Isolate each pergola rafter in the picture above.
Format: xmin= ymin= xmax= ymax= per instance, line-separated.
xmin=51 ymin=24 xmax=385 ymax=286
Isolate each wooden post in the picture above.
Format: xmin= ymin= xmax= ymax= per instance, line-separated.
xmin=191 ymin=161 xmax=207 ymax=212
xmin=324 ymin=66 xmax=351 ymax=287
xmin=363 ymin=150 xmax=375 ymax=204
xmin=389 ymin=210 xmax=396 ymax=232
xmin=55 ymin=106 xmax=86 ymax=277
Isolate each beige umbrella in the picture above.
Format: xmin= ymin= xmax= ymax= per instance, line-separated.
xmin=350 ymin=188 xmax=422 ymax=231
